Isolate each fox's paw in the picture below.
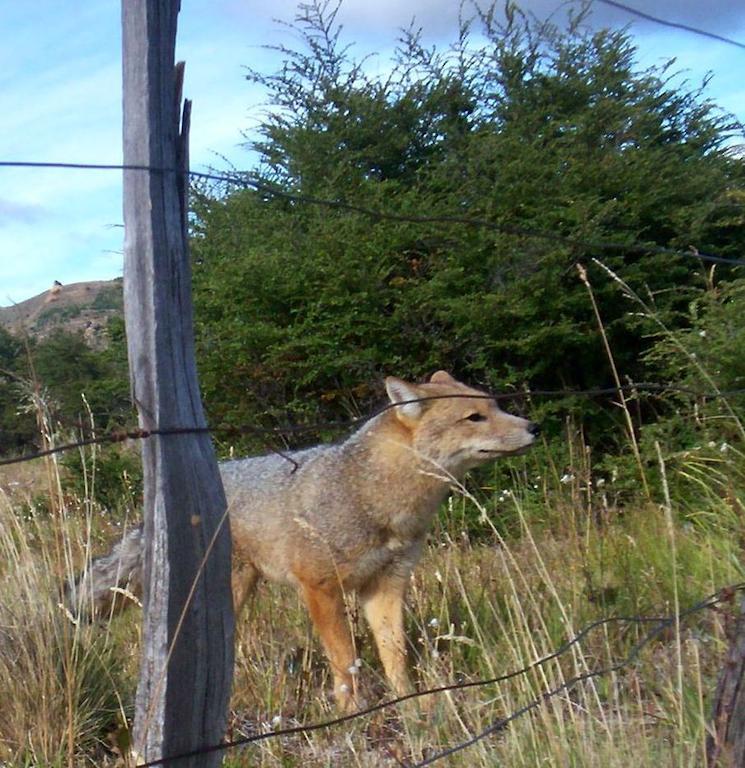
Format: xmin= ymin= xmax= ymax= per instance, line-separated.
xmin=334 ymin=682 xmax=369 ymax=714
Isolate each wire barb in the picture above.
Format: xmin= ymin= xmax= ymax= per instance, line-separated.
xmin=130 ymin=582 xmax=745 ymax=767
xmin=1 ymin=383 xmax=744 ymax=467
xmin=0 ymin=160 xmax=744 ymax=266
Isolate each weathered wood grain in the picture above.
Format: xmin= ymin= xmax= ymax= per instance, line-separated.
xmin=707 ymin=595 xmax=745 ymax=767
xmin=122 ymin=2 xmax=234 ymax=764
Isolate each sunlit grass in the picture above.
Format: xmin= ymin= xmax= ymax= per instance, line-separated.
xmin=0 ymin=420 xmax=743 ymax=766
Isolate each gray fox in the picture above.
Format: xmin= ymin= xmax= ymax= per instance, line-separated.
xmin=72 ymin=371 xmax=539 ymax=711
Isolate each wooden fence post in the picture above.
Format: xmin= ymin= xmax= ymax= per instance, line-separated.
xmin=707 ymin=594 xmax=745 ymax=767
xmin=122 ymin=1 xmax=234 ymax=765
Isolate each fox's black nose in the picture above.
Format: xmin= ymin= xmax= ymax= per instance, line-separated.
xmin=528 ymin=422 xmax=541 ymax=437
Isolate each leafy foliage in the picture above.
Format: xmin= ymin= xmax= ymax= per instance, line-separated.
xmin=0 ymin=321 xmax=131 ymax=456
xmin=1 ymin=1 xmax=742 ymax=469
xmin=31 ymin=326 xmax=131 ymax=428
xmin=0 ymin=326 xmax=36 ymax=454
xmin=191 ymin=1 xmax=744 ymax=452
xmin=61 ymin=445 xmax=143 ymax=511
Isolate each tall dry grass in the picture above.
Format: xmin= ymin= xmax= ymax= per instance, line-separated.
xmin=0 ymin=358 xmax=743 ymax=766
xmin=0 ymin=425 xmax=137 ymax=767
xmin=222 ymin=470 xmax=742 ymax=767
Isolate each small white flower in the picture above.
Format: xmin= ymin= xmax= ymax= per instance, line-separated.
xmin=596 ymin=478 xmax=606 ymax=488
xmin=429 ymin=617 xmax=439 ymax=628
xmin=355 ymin=658 xmax=362 ymax=668
xmin=271 ymin=715 xmax=282 ymax=728
xmin=435 ymin=570 xmax=443 ymax=583
xmin=698 ymin=330 xmax=707 ymax=338
xmin=502 ymin=489 xmax=512 ymax=497
xmin=348 ymin=665 xmax=359 ymax=675
xmin=560 ymin=473 xmax=574 ymax=484
xmin=431 ymin=649 xmax=440 ymax=659
xmin=339 ymin=683 xmax=350 ymax=694
xmin=708 ymin=441 xmax=716 ymax=448
xmin=720 ymin=442 xmax=729 ymax=453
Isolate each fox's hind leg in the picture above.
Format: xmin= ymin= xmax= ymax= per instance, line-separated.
xmin=300 ymin=580 xmax=357 ymax=712
xmin=231 ymin=561 xmax=259 ymax=616
xmin=361 ymin=574 xmax=412 ymax=698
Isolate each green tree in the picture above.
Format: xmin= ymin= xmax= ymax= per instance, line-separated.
xmin=0 ymin=323 xmax=132 ymax=456
xmin=0 ymin=326 xmax=37 ymax=454
xmin=191 ymin=1 xmax=744 ymax=451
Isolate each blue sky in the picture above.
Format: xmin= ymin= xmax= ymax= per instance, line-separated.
xmin=1 ymin=0 xmax=743 ymax=306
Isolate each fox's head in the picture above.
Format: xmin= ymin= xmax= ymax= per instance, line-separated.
xmin=385 ymin=370 xmax=539 ymax=476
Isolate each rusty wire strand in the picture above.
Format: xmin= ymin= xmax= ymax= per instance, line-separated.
xmin=130 ymin=583 xmax=745 ymax=767
xmin=1 ymin=382 xmax=744 ymax=467
xmin=1 ymin=160 xmax=744 ymax=267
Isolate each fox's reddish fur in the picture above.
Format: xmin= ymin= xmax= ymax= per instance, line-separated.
xmin=72 ymin=371 xmax=538 ymax=710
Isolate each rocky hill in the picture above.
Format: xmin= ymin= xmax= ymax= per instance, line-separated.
xmin=0 ymin=279 xmax=123 ymax=347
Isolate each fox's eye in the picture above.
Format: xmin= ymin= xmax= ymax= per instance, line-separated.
xmin=465 ymin=412 xmax=487 ymax=422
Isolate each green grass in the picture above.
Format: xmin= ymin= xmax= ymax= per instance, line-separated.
xmin=222 ymin=493 xmax=740 ymax=767
xmin=33 ymin=304 xmax=82 ymax=330
xmin=0 ymin=423 xmax=743 ymax=766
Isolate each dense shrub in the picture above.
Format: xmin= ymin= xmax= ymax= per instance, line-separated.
xmin=191 ymin=1 xmax=744 ymax=454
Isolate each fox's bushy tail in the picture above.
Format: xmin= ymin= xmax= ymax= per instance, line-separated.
xmin=67 ymin=525 xmax=145 ymax=618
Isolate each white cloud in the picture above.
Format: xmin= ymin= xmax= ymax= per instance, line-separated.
xmin=1 ymin=0 xmax=743 ymax=305
xmin=589 ymin=0 xmax=745 ymax=34
xmin=212 ymin=0 xmax=745 ymax=42
xmin=0 ymin=198 xmax=45 ymax=225
xmin=0 ymin=206 xmax=123 ymax=304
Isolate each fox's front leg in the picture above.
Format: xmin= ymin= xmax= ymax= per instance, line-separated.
xmin=300 ymin=580 xmax=357 ymax=712
xmin=361 ymin=574 xmax=413 ymax=697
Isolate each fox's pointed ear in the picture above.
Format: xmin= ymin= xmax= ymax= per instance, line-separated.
xmin=430 ymin=370 xmax=455 ymax=385
xmin=385 ymin=377 xmax=423 ymax=420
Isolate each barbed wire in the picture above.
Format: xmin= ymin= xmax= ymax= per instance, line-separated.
xmin=1 ymin=15 xmax=742 ymax=766
xmin=1 ymin=382 xmax=743 ymax=468
xmin=129 ymin=582 xmax=744 ymax=767
xmin=596 ymin=0 xmax=745 ymax=51
xmin=409 ymin=582 xmax=744 ymax=767
xmin=2 ymin=161 xmax=743 ymax=764
xmin=1 ymin=160 xmax=744 ymax=267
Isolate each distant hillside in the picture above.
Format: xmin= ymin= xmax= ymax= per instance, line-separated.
xmin=0 ymin=279 xmax=123 ymax=347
